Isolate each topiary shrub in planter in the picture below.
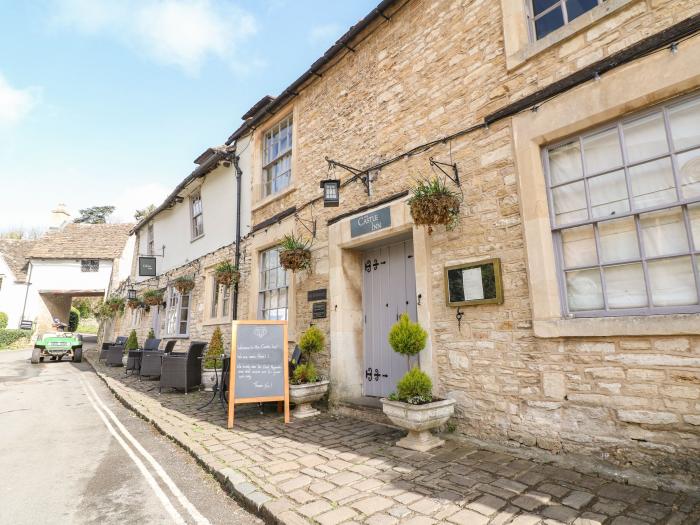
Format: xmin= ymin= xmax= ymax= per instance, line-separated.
xmin=0 ymin=312 xmax=8 ymax=329
xmin=214 ymin=261 xmax=239 ymax=287
xmin=289 ymin=325 xmax=329 ymax=418
xmin=147 ymin=328 xmax=155 ymax=340
xmin=202 ymin=327 xmax=224 ymax=392
xmin=381 ymin=315 xmax=454 ymax=452
xmin=173 ymin=276 xmax=195 ymax=294
xmin=125 ymin=330 xmax=139 ymax=351
xmin=407 ymin=177 xmax=461 ymax=234
xmin=143 ymin=289 xmax=164 ymax=306
xmin=279 ymin=234 xmax=312 ymax=272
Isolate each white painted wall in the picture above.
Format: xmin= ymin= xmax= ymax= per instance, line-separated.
xmin=0 ymin=257 xmax=30 ymax=328
xmin=30 ymin=259 xmax=114 ymax=293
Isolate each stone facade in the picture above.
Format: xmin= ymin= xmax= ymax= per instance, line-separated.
xmin=233 ymin=0 xmax=700 ymax=484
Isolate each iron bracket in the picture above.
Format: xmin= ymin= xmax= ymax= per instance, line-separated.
xmin=294 ymin=213 xmax=316 ymax=238
xmin=429 ymin=157 xmax=460 ymax=187
xmin=325 ymin=157 xmax=371 ymax=196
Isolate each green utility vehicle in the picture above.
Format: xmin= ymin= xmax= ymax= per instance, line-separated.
xmin=32 ymin=332 xmax=83 ymax=364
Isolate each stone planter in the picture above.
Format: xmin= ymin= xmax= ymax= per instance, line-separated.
xmin=202 ymin=368 xmax=218 ymax=392
xmin=381 ymin=397 xmax=455 ymax=452
xmin=122 ymin=354 xmax=128 ymax=367
xmin=289 ymin=380 xmax=329 ymax=418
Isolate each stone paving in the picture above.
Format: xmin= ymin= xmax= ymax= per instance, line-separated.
xmin=88 ymin=352 xmax=700 ymax=525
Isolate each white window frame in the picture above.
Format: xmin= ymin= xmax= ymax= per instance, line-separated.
xmin=544 ymin=93 xmax=700 ymax=318
xmin=165 ymin=287 xmax=190 ymax=336
xmin=147 ymin=223 xmax=155 ymax=256
xmin=190 ymin=191 xmax=204 ymax=240
xmin=261 ymin=115 xmax=293 ymax=198
xmin=528 ymin=0 xmax=604 ymax=42
xmin=206 ymin=272 xmax=231 ymax=323
xmin=81 ymin=259 xmax=99 ymax=272
xmin=258 ymin=246 xmax=288 ymax=320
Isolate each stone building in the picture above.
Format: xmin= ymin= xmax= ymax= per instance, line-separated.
xmin=223 ymin=0 xmax=700 ymax=483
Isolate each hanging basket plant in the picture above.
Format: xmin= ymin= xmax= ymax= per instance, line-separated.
xmin=407 ymin=177 xmax=461 ymax=234
xmin=127 ymin=297 xmax=142 ymax=309
xmin=143 ymin=289 xmax=164 ymax=306
xmin=105 ymin=295 xmax=125 ymax=314
xmin=279 ymin=233 xmax=312 ymax=272
xmin=214 ymin=261 xmax=239 ymax=286
xmin=173 ymin=275 xmax=196 ymax=294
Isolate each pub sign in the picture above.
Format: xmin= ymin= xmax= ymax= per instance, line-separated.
xmin=138 ymin=256 xmax=157 ymax=277
xmin=350 ymin=206 xmax=391 ymax=238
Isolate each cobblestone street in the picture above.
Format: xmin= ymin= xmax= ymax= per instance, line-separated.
xmin=89 ymin=351 xmax=700 ymax=525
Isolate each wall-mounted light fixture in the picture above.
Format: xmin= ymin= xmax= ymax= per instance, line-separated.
xmin=127 ymin=288 xmax=137 ymax=300
xmin=320 ymin=179 xmax=341 ymax=207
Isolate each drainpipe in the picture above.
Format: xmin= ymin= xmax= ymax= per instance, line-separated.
xmin=231 ymin=148 xmax=243 ymax=320
xmin=20 ymin=261 xmax=33 ymax=327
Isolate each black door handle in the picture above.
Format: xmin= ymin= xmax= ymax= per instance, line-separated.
xmin=374 ymin=369 xmax=380 ymax=381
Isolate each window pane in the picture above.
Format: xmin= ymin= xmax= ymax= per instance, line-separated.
xmin=677 ymin=148 xmax=700 ymax=199
xmin=566 ymin=268 xmax=604 ymax=311
xmin=598 ymin=217 xmax=639 ymax=263
xmin=583 ymin=128 xmax=622 ymax=175
xmin=622 ymin=112 xmax=668 ymax=164
xmin=535 ymin=7 xmax=564 ymax=39
xmin=669 ymin=97 xmax=700 ymax=151
xmin=640 ymin=207 xmax=688 ymax=257
xmin=588 ymin=169 xmax=629 ymax=219
xmin=552 ymin=180 xmax=587 ymax=225
xmin=689 ymin=203 xmax=700 ymax=251
xmin=648 ymin=256 xmax=698 ymax=306
xmin=604 ymin=263 xmax=647 ymax=309
xmin=533 ymin=0 xmax=559 ymax=16
xmin=629 ymin=157 xmax=676 ymax=210
xmin=548 ymin=141 xmax=582 ymax=185
xmin=566 ymin=0 xmax=598 ymax=21
xmin=561 ymin=225 xmax=597 ymax=268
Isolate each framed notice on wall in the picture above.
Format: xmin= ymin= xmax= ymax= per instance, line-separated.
xmin=227 ymin=320 xmax=289 ymax=428
xmin=444 ymin=258 xmax=503 ymax=306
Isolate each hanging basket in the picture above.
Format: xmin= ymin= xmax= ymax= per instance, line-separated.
xmin=173 ymin=276 xmax=195 ymax=295
xmin=143 ymin=289 xmax=164 ymax=306
xmin=106 ymin=296 xmax=125 ymax=313
xmin=409 ymin=193 xmax=460 ymax=234
xmin=215 ymin=262 xmax=239 ymax=287
xmin=127 ymin=298 xmax=141 ymax=309
xmin=280 ymin=248 xmax=311 ymax=272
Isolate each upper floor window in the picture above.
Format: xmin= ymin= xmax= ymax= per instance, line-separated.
xmin=190 ymin=191 xmax=204 ymax=239
xmin=258 ymin=246 xmax=288 ymax=320
xmin=81 ymin=259 xmax=99 ymax=272
xmin=166 ymin=287 xmax=190 ymax=336
xmin=530 ymin=0 xmax=602 ymax=40
xmin=147 ymin=223 xmax=155 ymax=255
xmin=262 ymin=115 xmax=292 ymax=197
xmin=544 ymin=94 xmax=700 ymax=317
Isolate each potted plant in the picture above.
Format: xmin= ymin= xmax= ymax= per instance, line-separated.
xmin=202 ymin=327 xmax=223 ymax=392
xmin=127 ymin=296 xmax=142 ymax=309
xmin=289 ymin=325 xmax=329 ymax=418
xmin=124 ymin=329 xmax=139 ymax=366
xmin=381 ymin=313 xmax=454 ymax=451
xmin=215 ymin=261 xmax=239 ymax=286
xmin=147 ymin=328 xmax=155 ymax=339
xmin=279 ymin=233 xmax=312 ymax=272
xmin=106 ymin=295 xmax=125 ymax=314
xmin=173 ymin=275 xmax=195 ymax=294
xmin=143 ymin=289 xmax=164 ymax=306
xmin=407 ymin=177 xmax=461 ymax=234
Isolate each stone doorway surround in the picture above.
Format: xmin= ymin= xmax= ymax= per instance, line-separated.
xmin=328 ymin=196 xmax=435 ymax=404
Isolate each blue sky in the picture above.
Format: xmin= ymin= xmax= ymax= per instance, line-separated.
xmin=0 ymin=0 xmax=377 ymax=230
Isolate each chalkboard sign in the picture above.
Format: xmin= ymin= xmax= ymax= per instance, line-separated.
xmin=227 ymin=320 xmax=289 ymax=427
xmin=444 ymin=258 xmax=503 ymax=306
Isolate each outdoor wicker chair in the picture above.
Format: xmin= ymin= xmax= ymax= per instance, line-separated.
xmin=125 ymin=338 xmax=162 ymax=375
xmin=140 ymin=340 xmax=175 ymax=378
xmin=104 ymin=344 xmax=125 ymax=367
xmin=99 ymin=336 xmax=127 ymax=361
xmin=159 ymin=341 xmax=207 ymax=394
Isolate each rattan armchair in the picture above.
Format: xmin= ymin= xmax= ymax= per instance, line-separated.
xmin=140 ymin=340 xmax=176 ymax=378
xmin=104 ymin=345 xmax=125 ymax=366
xmin=99 ymin=336 xmax=127 ymax=360
xmin=159 ymin=341 xmax=207 ymax=394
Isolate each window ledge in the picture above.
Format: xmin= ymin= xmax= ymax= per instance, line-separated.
xmin=190 ymin=234 xmax=204 ymax=243
xmin=506 ymin=0 xmax=638 ymax=71
xmin=252 ymin=185 xmax=296 ymax=212
xmin=533 ymin=314 xmax=700 ymax=338
xmin=202 ymin=318 xmax=230 ymax=327
xmin=163 ymin=335 xmax=190 ymax=339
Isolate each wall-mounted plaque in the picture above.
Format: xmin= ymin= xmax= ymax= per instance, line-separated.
xmin=350 ymin=206 xmax=391 ymax=237
xmin=138 ymin=256 xmax=157 ymax=277
xmin=444 ymin=258 xmax=503 ymax=306
xmin=312 ymin=302 xmax=327 ymax=319
xmin=307 ymin=289 xmax=327 ymax=302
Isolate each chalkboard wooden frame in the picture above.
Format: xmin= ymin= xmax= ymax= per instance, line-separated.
xmin=227 ymin=320 xmax=289 ymax=428
xmin=444 ymin=258 xmax=504 ymax=307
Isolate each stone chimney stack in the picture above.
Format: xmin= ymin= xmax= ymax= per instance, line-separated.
xmin=50 ymin=203 xmax=71 ymax=229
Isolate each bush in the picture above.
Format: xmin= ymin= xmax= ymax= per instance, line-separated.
xmin=391 ymin=367 xmax=433 ymax=405
xmin=0 ymin=329 xmax=32 ymax=348
xmin=147 ymin=328 xmax=155 ymax=340
xmin=292 ymin=363 xmax=318 ymax=385
xmin=204 ymin=327 xmax=224 ymax=369
xmin=125 ymin=329 xmax=139 ymax=351
xmin=72 ymin=298 xmax=92 ymax=318
xmin=299 ymin=326 xmax=325 ymax=357
xmin=0 ymin=312 xmax=7 ymax=329
xmin=388 ymin=313 xmax=427 ymax=356
xmin=69 ymin=307 xmax=80 ymax=332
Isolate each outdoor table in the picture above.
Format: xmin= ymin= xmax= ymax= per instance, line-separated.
xmin=125 ymin=349 xmax=143 ymax=376
xmin=197 ymin=354 xmax=226 ymax=410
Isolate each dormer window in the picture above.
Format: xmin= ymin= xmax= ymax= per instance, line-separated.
xmin=530 ymin=0 xmax=601 ymax=40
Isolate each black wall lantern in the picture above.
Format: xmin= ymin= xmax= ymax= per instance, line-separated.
xmin=127 ymin=288 xmax=137 ymax=300
xmin=320 ymin=179 xmax=340 ymax=207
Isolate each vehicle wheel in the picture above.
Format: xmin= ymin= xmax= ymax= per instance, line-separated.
xmin=40 ymin=357 xmax=44 ymax=362
xmin=31 ymin=348 xmax=41 ymax=364
xmin=57 ymin=356 xmax=62 ymax=361
xmin=72 ymin=348 xmax=83 ymax=363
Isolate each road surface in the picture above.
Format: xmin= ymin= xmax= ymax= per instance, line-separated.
xmin=0 ymin=344 xmax=261 ymax=525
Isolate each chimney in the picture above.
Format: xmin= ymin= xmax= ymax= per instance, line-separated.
xmin=50 ymin=203 xmax=71 ymax=229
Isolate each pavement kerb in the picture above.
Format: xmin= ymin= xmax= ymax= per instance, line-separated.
xmin=83 ymin=353 xmax=300 ymax=525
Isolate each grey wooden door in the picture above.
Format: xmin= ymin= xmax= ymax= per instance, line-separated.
xmin=362 ymin=239 xmax=418 ymax=397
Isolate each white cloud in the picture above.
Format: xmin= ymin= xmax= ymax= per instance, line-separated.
xmin=51 ymin=0 xmax=257 ymax=74
xmin=0 ymin=73 xmax=38 ymax=126
xmin=308 ymin=23 xmax=342 ymax=46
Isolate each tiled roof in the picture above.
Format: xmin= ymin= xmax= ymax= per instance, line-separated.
xmin=27 ymin=223 xmax=133 ymax=260
xmin=0 ymin=239 xmax=35 ymax=281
